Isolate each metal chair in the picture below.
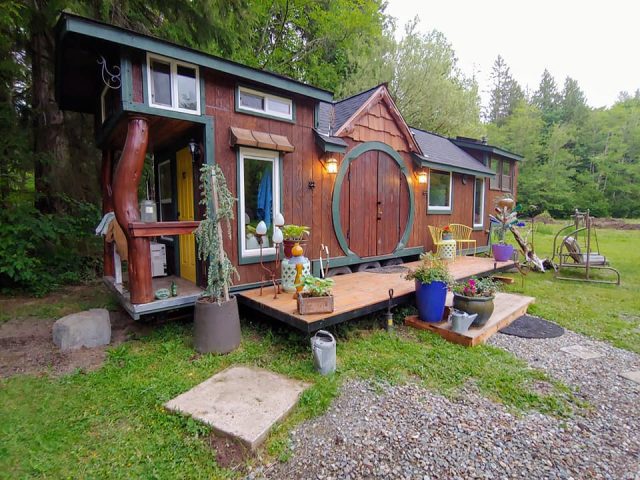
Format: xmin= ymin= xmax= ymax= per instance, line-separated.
xmin=448 ymin=223 xmax=477 ymax=256
xmin=428 ymin=225 xmax=444 ymax=255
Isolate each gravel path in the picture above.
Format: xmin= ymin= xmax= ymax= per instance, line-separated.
xmin=254 ymin=328 xmax=640 ymax=480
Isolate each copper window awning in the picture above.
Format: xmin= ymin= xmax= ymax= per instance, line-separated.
xmin=230 ymin=127 xmax=295 ymax=152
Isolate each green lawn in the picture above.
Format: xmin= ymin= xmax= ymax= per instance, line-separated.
xmin=3 ymin=223 xmax=635 ymax=478
xmin=502 ymin=223 xmax=640 ymax=354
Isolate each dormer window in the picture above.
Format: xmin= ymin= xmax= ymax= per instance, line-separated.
xmin=147 ymin=53 xmax=200 ymax=114
xmin=237 ymin=86 xmax=293 ymax=121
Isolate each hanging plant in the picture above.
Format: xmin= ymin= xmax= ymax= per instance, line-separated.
xmin=194 ymin=163 xmax=239 ymax=304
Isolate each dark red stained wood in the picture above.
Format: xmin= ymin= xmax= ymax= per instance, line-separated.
xmin=377 ymin=151 xmax=404 ymax=255
xmin=112 ymin=116 xmax=153 ymax=304
xmin=128 ymin=221 xmax=199 ymax=237
xmin=347 ymin=150 xmax=378 ymax=258
xmin=101 ymin=149 xmax=115 ymax=277
xmin=132 ymin=62 xmax=143 ymax=103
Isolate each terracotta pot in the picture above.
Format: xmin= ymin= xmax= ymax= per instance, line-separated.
xmin=452 ymin=293 xmax=495 ymax=327
xmin=492 ymin=243 xmax=514 ymax=262
xmin=283 ymin=239 xmax=308 ymax=258
xmin=193 ymin=295 xmax=241 ymax=354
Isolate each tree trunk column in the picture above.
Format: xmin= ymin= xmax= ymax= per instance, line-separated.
xmin=101 ymin=149 xmax=115 ymax=277
xmin=112 ymin=116 xmax=153 ymax=304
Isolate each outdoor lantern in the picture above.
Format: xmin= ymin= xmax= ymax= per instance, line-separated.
xmin=325 ymin=157 xmax=338 ymax=174
xmin=188 ymin=138 xmax=200 ymax=162
xmin=416 ymin=169 xmax=428 ymax=184
xmin=274 ymin=212 xmax=285 ymax=227
xmin=256 ymin=221 xmax=267 ymax=236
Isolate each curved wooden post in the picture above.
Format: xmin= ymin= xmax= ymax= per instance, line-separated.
xmin=101 ymin=149 xmax=115 ymax=277
xmin=112 ymin=116 xmax=153 ymax=304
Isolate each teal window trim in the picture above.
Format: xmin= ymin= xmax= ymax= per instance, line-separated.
xmin=427 ymin=169 xmax=453 ymax=215
xmin=234 ymin=83 xmax=296 ymax=124
xmin=331 ymin=141 xmax=415 ymax=262
xmin=310 ymin=246 xmax=424 ymax=276
xmin=236 ymin=147 xmax=284 ymax=265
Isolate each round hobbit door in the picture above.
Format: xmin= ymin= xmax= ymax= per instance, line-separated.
xmin=339 ymin=149 xmax=410 ymax=257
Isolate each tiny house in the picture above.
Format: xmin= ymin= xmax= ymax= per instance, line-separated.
xmin=55 ymin=14 xmax=522 ymax=318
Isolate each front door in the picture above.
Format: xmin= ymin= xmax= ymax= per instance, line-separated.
xmin=176 ymin=148 xmax=197 ymax=283
xmin=340 ymin=150 xmax=409 ymax=257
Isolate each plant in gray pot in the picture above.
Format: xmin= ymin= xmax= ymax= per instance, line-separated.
xmin=451 ymin=277 xmax=500 ymax=327
xmin=193 ymin=163 xmax=241 ymax=354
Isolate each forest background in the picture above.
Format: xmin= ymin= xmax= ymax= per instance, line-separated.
xmin=1 ymin=0 xmax=638 ymax=294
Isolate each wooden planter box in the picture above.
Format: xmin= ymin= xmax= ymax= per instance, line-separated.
xmin=297 ymin=295 xmax=334 ymax=315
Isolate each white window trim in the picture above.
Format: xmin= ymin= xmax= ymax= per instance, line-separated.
xmin=473 ymin=177 xmax=485 ymax=228
xmin=237 ymin=86 xmax=293 ymax=120
xmin=146 ymin=53 xmax=200 ymax=115
xmin=238 ymin=147 xmax=281 ymax=259
xmin=427 ymin=170 xmax=453 ymax=212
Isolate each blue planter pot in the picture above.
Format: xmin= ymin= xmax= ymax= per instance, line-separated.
xmin=415 ymin=280 xmax=448 ymax=323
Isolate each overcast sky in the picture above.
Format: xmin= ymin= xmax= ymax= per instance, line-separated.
xmin=385 ymin=0 xmax=639 ymax=108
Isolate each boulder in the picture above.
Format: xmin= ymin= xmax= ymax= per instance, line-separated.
xmin=52 ymin=309 xmax=111 ymax=351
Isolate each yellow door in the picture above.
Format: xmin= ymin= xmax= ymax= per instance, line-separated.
xmin=176 ymin=148 xmax=197 ymax=283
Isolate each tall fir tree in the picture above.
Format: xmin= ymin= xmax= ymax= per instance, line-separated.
xmin=486 ymin=55 xmax=524 ymax=125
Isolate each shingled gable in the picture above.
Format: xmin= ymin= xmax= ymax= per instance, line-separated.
xmin=332 ymin=85 xmax=421 ymax=153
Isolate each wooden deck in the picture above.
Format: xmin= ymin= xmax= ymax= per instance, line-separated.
xmin=104 ymin=275 xmax=203 ymax=320
xmin=236 ymin=256 xmax=517 ymax=333
xmin=405 ymin=292 xmax=535 ymax=347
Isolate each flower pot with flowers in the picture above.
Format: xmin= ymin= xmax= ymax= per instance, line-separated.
xmin=441 ymin=225 xmax=453 ymax=240
xmin=451 ymin=276 xmax=500 ymax=327
xmin=405 ymin=253 xmax=454 ymax=323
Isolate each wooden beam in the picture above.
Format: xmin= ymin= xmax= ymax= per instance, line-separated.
xmin=128 ymin=221 xmax=200 ymax=237
xmin=101 ymin=149 xmax=115 ymax=277
xmin=112 ymin=116 xmax=153 ymax=304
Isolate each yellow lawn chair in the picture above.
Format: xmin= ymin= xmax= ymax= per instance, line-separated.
xmin=448 ymin=223 xmax=477 ymax=256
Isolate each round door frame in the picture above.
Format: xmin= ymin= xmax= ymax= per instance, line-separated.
xmin=331 ymin=141 xmax=415 ymax=258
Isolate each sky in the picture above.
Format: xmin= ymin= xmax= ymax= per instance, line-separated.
xmin=385 ymin=0 xmax=639 ymax=108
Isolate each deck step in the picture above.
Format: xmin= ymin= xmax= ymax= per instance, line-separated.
xmin=405 ymin=292 xmax=535 ymax=347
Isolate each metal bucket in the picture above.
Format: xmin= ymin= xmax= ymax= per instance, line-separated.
xmin=310 ymin=330 xmax=336 ymax=375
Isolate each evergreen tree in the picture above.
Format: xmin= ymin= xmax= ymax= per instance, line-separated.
xmin=560 ymin=76 xmax=589 ymax=124
xmin=486 ymin=55 xmax=524 ymax=125
xmin=532 ymin=69 xmax=561 ymax=125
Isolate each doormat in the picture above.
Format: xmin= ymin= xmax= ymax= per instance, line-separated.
xmin=368 ymin=265 xmax=408 ymax=274
xmin=499 ymin=315 xmax=564 ymax=339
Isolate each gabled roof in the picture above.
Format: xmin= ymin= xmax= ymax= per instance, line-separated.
xmin=411 ymin=128 xmax=495 ymax=177
xmin=452 ymin=136 xmax=524 ymax=162
xmin=333 ymin=85 xmax=381 ymax=133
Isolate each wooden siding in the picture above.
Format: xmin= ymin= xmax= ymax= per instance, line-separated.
xmin=132 ymin=60 xmax=143 ymax=103
xmin=342 ymin=101 xmax=412 ymax=153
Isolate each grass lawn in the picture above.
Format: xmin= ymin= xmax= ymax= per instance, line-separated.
xmin=502 ymin=223 xmax=640 ymax=354
xmin=3 ymin=223 xmax=635 ymax=478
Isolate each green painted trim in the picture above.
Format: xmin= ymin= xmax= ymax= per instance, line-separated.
xmin=310 ymin=246 xmax=424 ymax=276
xmin=331 ymin=141 xmax=416 ymax=262
xmin=235 ymin=148 xmax=284 ymax=265
xmin=412 ymin=153 xmax=495 ymax=178
xmin=57 ymin=14 xmax=334 ymax=102
xmin=426 ymin=169 xmax=454 ymax=215
xmin=314 ymin=132 xmax=347 ymax=153
xmin=123 ymin=101 xmax=209 ymax=124
xmin=234 ymin=83 xmax=296 ymax=124
xmin=120 ymin=52 xmax=133 ymax=104
xmin=451 ymin=139 xmax=523 ymax=162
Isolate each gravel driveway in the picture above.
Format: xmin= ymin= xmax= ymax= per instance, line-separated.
xmin=255 ymin=328 xmax=640 ymax=479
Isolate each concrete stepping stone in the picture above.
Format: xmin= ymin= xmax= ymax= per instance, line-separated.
xmin=165 ymin=366 xmax=309 ymax=450
xmin=559 ymin=344 xmax=603 ymax=359
xmin=619 ymin=370 xmax=640 ymax=385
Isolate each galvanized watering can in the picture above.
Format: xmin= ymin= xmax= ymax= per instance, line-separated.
xmin=310 ymin=330 xmax=336 ymax=375
xmin=449 ymin=309 xmax=478 ymax=334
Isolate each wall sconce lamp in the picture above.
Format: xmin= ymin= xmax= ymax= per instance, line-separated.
xmin=416 ymin=169 xmax=428 ymax=185
xmin=188 ymin=138 xmax=200 ymax=163
xmin=322 ymin=157 xmax=339 ymax=174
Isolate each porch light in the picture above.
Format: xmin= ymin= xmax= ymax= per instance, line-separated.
xmin=416 ymin=169 xmax=428 ymax=184
xmin=187 ymin=138 xmax=200 ymax=161
xmin=324 ymin=157 xmax=338 ymax=174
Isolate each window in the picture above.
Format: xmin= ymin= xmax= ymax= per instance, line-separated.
xmin=237 ymin=86 xmax=293 ymax=120
xmin=501 ymin=161 xmax=512 ymax=192
xmin=157 ymin=160 xmax=173 ymax=221
xmin=428 ymin=170 xmax=452 ymax=212
xmin=147 ymin=54 xmax=200 ymax=114
xmin=473 ymin=177 xmax=485 ymax=228
xmin=238 ymin=147 xmax=281 ymax=259
xmin=489 ymin=157 xmax=514 ymax=192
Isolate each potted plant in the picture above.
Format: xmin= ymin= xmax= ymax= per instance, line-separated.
xmin=489 ymin=195 xmax=518 ymax=262
xmin=451 ymin=276 xmax=500 ymax=327
xmin=405 ymin=253 xmax=453 ymax=323
xmin=297 ymin=275 xmax=335 ymax=315
xmin=442 ymin=225 xmax=453 ymax=240
xmin=282 ymin=224 xmax=310 ymax=258
xmin=193 ymin=163 xmax=241 ymax=354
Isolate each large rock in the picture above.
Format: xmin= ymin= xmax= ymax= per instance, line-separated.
xmin=52 ymin=309 xmax=111 ymax=351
